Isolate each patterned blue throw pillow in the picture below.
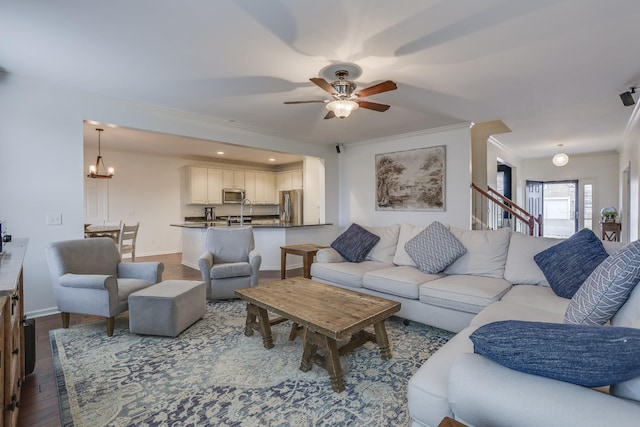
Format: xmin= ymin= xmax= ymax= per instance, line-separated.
xmin=534 ymin=229 xmax=608 ymax=298
xmin=331 ymin=223 xmax=380 ymax=263
xmin=470 ymin=320 xmax=640 ymax=387
xmin=565 ymin=240 xmax=640 ymax=325
xmin=405 ymin=221 xmax=467 ymax=274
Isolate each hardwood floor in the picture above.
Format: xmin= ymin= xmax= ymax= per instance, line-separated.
xmin=17 ymin=253 xmax=289 ymax=427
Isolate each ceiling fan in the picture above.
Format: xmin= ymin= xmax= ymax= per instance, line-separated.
xmin=284 ymin=70 xmax=397 ymax=119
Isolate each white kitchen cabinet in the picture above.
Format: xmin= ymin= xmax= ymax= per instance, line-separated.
xmin=276 ymin=169 xmax=303 ymax=192
xmin=253 ymin=171 xmax=277 ymax=204
xmin=244 ymin=171 xmax=256 ymax=201
xmin=188 ymin=166 xmax=223 ymax=204
xmin=223 ymin=169 xmax=245 ymax=189
xmin=292 ymin=169 xmax=303 ymax=189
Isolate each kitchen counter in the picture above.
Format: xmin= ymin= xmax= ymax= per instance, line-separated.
xmin=170 ymin=222 xmax=332 ymax=229
xmin=174 ymin=222 xmax=335 ymax=272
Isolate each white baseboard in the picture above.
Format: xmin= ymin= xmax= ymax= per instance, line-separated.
xmin=26 ymin=307 xmax=60 ymax=319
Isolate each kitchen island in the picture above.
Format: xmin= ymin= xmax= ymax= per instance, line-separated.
xmin=170 ymin=222 xmax=334 ymax=272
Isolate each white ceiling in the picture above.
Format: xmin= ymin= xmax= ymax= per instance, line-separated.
xmin=3 ymin=0 xmax=640 ymax=163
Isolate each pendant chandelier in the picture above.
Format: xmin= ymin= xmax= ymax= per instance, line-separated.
xmin=87 ymin=128 xmax=114 ymax=178
xmin=552 ymin=144 xmax=569 ymax=167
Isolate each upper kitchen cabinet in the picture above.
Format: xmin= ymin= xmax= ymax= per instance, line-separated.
xmin=188 ymin=166 xmax=223 ymax=204
xmin=276 ymin=169 xmax=303 ymax=192
xmin=223 ymin=169 xmax=245 ymax=189
xmin=245 ymin=171 xmax=276 ymax=204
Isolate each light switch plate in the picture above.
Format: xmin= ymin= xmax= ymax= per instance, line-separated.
xmin=47 ymin=213 xmax=62 ymax=225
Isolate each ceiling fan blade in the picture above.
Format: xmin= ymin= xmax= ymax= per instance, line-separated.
xmin=357 ymin=100 xmax=391 ymax=112
xmin=310 ymin=77 xmax=336 ymax=95
xmin=324 ymin=111 xmax=336 ymax=120
xmin=283 ymin=100 xmax=326 ymax=104
xmin=357 ymin=80 xmax=397 ymax=98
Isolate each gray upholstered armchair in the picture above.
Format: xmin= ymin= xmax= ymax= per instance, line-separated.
xmin=198 ymin=226 xmax=261 ymax=299
xmin=46 ymin=237 xmax=164 ymax=336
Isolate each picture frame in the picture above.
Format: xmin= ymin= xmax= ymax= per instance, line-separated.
xmin=375 ymin=145 xmax=446 ymax=211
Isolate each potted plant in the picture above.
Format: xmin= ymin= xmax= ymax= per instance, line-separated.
xmin=601 ymin=207 xmax=618 ymax=222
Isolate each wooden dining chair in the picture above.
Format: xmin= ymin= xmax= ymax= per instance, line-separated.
xmin=118 ymin=222 xmax=140 ymax=261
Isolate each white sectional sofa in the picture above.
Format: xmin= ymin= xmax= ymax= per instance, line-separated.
xmin=310 ymin=223 xmax=640 ymax=427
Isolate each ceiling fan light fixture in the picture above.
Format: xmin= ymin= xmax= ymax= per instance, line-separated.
xmin=326 ymin=100 xmax=359 ymax=119
xmin=552 ymin=152 xmax=569 ymax=167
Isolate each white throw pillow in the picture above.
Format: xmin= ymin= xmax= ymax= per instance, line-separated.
xmin=392 ymin=223 xmax=427 ymax=266
xmin=365 ymin=224 xmax=401 ymax=263
xmin=444 ymin=227 xmax=511 ymax=278
xmin=503 ymin=233 xmax=562 ymax=286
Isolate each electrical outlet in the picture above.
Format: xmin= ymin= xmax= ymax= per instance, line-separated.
xmin=47 ymin=213 xmax=62 ymax=225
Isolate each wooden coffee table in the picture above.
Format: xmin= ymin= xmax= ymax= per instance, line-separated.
xmin=235 ymin=277 xmax=401 ymax=393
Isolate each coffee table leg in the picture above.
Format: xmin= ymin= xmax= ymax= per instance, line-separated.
xmin=324 ymin=336 xmax=345 ymax=393
xmin=300 ymin=330 xmax=345 ymax=393
xmin=373 ymin=320 xmax=392 ymax=360
xmin=245 ymin=303 xmax=274 ymax=349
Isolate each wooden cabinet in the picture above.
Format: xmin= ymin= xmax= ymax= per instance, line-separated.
xmin=244 ymin=171 xmax=256 ymax=202
xmin=188 ymin=167 xmax=223 ymax=205
xmin=223 ymin=169 xmax=245 ymax=189
xmin=0 ymin=239 xmax=27 ymax=427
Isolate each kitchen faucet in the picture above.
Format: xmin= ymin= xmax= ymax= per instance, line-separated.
xmin=240 ymin=198 xmax=253 ymax=226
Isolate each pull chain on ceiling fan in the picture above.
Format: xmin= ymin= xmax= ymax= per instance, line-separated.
xmin=284 ymin=68 xmax=397 ymax=119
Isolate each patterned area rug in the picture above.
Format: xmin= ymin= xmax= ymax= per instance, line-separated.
xmin=51 ymin=300 xmax=453 ymax=426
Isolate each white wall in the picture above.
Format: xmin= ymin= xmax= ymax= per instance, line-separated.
xmin=0 ymin=72 xmax=338 ymax=317
xmin=487 ymin=139 xmax=523 ymax=204
xmin=338 ymin=124 xmax=472 ymax=229
xmin=520 ymin=151 xmax=620 ymax=237
xmin=620 ymin=106 xmax=640 ymax=241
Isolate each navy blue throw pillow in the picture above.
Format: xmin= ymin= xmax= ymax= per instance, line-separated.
xmin=470 ymin=320 xmax=640 ymax=387
xmin=331 ymin=223 xmax=380 ymax=263
xmin=534 ymin=229 xmax=608 ymax=298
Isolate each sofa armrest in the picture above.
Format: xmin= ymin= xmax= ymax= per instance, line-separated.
xmin=249 ymin=249 xmax=262 ymax=286
xmin=118 ymin=262 xmax=164 ymax=283
xmin=198 ymin=252 xmax=213 ymax=284
xmin=449 ymin=353 xmax=640 ymax=427
xmin=58 ymin=273 xmax=117 ymax=290
xmin=315 ymin=248 xmax=345 ymax=263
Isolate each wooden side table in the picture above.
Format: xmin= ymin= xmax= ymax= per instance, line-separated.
xmin=280 ymin=244 xmax=327 ymax=279
xmin=600 ymin=221 xmax=621 ymax=242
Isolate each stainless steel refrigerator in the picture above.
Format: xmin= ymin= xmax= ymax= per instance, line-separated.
xmin=279 ymin=189 xmax=304 ymax=225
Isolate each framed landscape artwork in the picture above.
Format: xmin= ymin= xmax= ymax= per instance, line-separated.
xmin=375 ymin=145 xmax=446 ymax=211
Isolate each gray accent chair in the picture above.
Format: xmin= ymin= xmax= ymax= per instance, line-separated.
xmin=46 ymin=237 xmax=164 ymax=336
xmin=198 ymin=226 xmax=262 ymax=299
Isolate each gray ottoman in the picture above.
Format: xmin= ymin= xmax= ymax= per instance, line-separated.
xmin=129 ymin=280 xmax=206 ymax=337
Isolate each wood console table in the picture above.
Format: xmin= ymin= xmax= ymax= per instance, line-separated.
xmin=0 ymin=239 xmax=28 ymax=427
xmin=280 ymin=244 xmax=327 ymax=279
xmin=600 ymin=221 xmax=621 ymax=242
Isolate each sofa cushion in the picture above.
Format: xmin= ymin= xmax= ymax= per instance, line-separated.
xmin=470 ymin=320 xmax=640 ymax=387
xmin=443 ymin=227 xmax=511 ymax=279
xmin=419 ymin=275 xmax=512 ymax=314
xmin=364 ymin=224 xmax=400 ymax=263
xmin=534 ymin=228 xmax=608 ymax=299
xmin=310 ymin=260 xmax=391 ymax=288
xmin=330 ymin=223 xmax=380 ymax=263
xmin=612 ymin=282 xmax=640 ymax=329
xmin=470 ymin=300 xmax=567 ymax=328
xmin=500 ymin=284 xmax=571 ymax=315
xmin=405 ymin=221 xmax=467 ymax=274
xmin=363 ymin=265 xmax=441 ymax=299
xmin=565 ymin=240 xmax=640 ymax=325
xmin=504 ymin=233 xmax=562 ymax=286
xmin=393 ymin=223 xmax=427 ymax=267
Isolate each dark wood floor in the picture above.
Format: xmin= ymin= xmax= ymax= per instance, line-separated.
xmin=17 ymin=253 xmax=289 ymax=427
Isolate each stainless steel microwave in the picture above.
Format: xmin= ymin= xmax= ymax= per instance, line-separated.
xmin=223 ymin=188 xmax=245 ymax=204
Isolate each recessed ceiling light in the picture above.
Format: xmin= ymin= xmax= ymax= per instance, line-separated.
xmin=217 ymin=151 xmax=224 ymax=155
xmin=268 ymin=158 xmax=276 ymax=162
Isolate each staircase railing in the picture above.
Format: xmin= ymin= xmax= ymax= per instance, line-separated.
xmin=471 ymin=183 xmax=542 ymax=236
